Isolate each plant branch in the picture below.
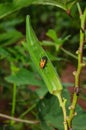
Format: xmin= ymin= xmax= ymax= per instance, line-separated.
xmin=77 ymin=2 xmax=82 ymax=16
xmin=11 ymin=83 xmax=17 ymax=125
xmin=67 ymin=4 xmax=86 ymax=129
xmin=0 ymin=113 xmax=39 ymax=124
xmin=19 ymin=104 xmax=36 ymax=118
xmin=56 ymin=93 xmax=68 ymax=130
xmin=61 ymin=47 xmax=78 ymax=60
xmin=10 ymin=63 xmax=17 ymax=125
xmin=61 ymin=47 xmax=86 ymax=62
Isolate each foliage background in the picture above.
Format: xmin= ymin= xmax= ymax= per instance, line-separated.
xmin=0 ymin=0 xmax=86 ymax=130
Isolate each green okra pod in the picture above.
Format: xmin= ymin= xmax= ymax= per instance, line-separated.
xmin=26 ymin=15 xmax=63 ymax=95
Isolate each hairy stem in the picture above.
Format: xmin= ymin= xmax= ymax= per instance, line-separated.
xmin=56 ymin=93 xmax=68 ymax=130
xmin=67 ymin=3 xmax=86 ymax=128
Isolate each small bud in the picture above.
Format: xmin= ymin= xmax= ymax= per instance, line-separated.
xmin=74 ymin=112 xmax=77 ymax=116
xmin=68 ymin=105 xmax=74 ymax=110
xmin=63 ymin=121 xmax=67 ymax=124
xmin=80 ymin=27 xmax=85 ymax=33
xmin=66 ymin=9 xmax=71 ymax=15
xmin=74 ymin=87 xmax=80 ymax=96
xmin=68 ymin=106 xmax=71 ymax=110
xmin=63 ymin=98 xmax=67 ymax=104
xmin=73 ymin=71 xmax=76 ymax=76
xmin=81 ymin=63 xmax=86 ymax=67
xmin=76 ymin=50 xmax=79 ymax=54
xmin=66 ymin=9 xmax=73 ymax=18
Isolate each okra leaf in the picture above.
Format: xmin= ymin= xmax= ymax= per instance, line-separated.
xmin=33 ymin=0 xmax=77 ymax=10
xmin=37 ymin=95 xmax=63 ymax=130
xmin=26 ymin=15 xmax=63 ymax=95
xmin=5 ymin=68 xmax=45 ymax=87
xmin=0 ymin=0 xmax=77 ymax=19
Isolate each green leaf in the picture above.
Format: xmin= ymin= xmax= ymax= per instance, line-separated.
xmin=73 ymin=107 xmax=86 ymax=130
xmin=46 ymin=29 xmax=58 ymax=42
xmin=32 ymin=0 xmax=66 ymax=10
xmin=0 ymin=47 xmax=10 ymax=59
xmin=0 ymin=3 xmax=14 ymax=19
xmin=46 ymin=51 xmax=63 ymax=61
xmin=35 ymin=84 xmax=48 ymax=98
xmin=0 ymin=1 xmax=32 ymax=19
xmin=38 ymin=95 xmax=63 ymax=130
xmin=66 ymin=0 xmax=77 ymax=9
xmin=0 ymin=0 xmax=77 ymax=19
xmin=0 ymin=18 xmax=23 ymax=29
xmin=0 ymin=30 xmax=23 ymax=47
xmin=5 ymin=68 xmax=43 ymax=86
xmin=5 ymin=67 xmax=48 ymax=98
xmin=46 ymin=29 xmax=70 ymax=52
xmin=33 ymin=0 xmax=77 ymax=10
xmin=26 ymin=15 xmax=63 ymax=95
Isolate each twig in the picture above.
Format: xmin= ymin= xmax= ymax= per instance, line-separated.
xmin=10 ymin=63 xmax=17 ymax=125
xmin=19 ymin=104 xmax=36 ymax=118
xmin=77 ymin=2 xmax=82 ymax=16
xmin=55 ymin=93 xmax=68 ymax=130
xmin=11 ymin=83 xmax=17 ymax=125
xmin=61 ymin=47 xmax=86 ymax=62
xmin=0 ymin=113 xmax=39 ymax=124
xmin=61 ymin=47 xmax=77 ymax=60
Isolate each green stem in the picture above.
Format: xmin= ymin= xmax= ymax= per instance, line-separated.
xmin=55 ymin=93 xmax=68 ymax=130
xmin=0 ymin=113 xmax=39 ymax=124
xmin=20 ymin=104 xmax=36 ymax=118
xmin=67 ymin=4 xmax=86 ymax=128
xmin=77 ymin=2 xmax=82 ymax=16
xmin=10 ymin=83 xmax=17 ymax=125
xmin=61 ymin=47 xmax=77 ymax=60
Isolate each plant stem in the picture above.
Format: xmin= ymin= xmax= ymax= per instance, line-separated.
xmin=0 ymin=113 xmax=39 ymax=124
xmin=10 ymin=62 xmax=18 ymax=125
xmin=10 ymin=83 xmax=17 ymax=125
xmin=56 ymin=93 xmax=68 ymax=130
xmin=61 ymin=47 xmax=78 ymax=60
xmin=67 ymin=3 xmax=86 ymax=128
xmin=77 ymin=3 xmax=82 ymax=16
xmin=20 ymin=104 xmax=36 ymax=118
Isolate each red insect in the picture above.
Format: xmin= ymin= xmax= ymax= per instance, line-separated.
xmin=40 ymin=56 xmax=47 ymax=69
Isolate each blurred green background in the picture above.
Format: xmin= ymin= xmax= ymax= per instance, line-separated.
xmin=0 ymin=0 xmax=86 ymax=130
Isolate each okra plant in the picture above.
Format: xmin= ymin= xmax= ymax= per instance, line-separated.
xmin=0 ymin=1 xmax=86 ymax=130
xmin=26 ymin=2 xmax=86 ymax=130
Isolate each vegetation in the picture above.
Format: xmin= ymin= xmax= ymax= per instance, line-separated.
xmin=0 ymin=0 xmax=86 ymax=130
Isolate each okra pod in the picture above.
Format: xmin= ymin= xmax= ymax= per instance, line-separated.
xmin=26 ymin=16 xmax=63 ymax=95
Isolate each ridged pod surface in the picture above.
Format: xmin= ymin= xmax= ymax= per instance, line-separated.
xmin=26 ymin=15 xmax=63 ymax=95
